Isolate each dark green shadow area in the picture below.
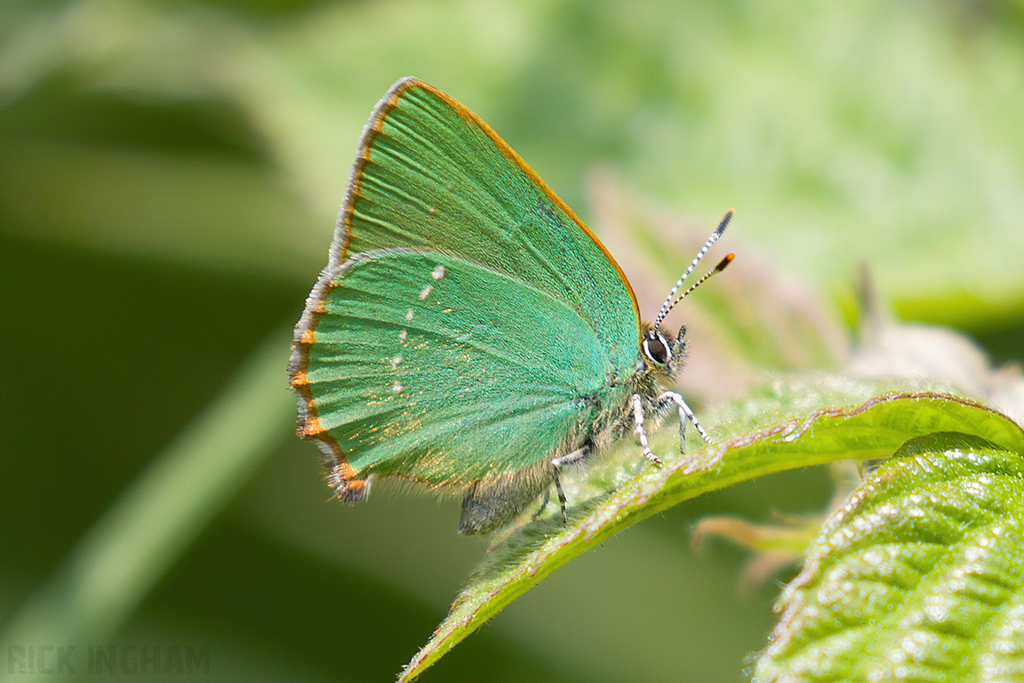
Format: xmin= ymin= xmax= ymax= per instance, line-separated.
xmin=146 ymin=519 xmax=571 ymax=682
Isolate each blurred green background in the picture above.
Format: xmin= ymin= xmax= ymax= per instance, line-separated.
xmin=3 ymin=1 xmax=1024 ymax=681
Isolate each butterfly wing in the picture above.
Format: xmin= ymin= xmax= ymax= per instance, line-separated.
xmin=290 ymin=78 xmax=640 ymax=499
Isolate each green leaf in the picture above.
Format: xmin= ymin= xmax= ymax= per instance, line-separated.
xmin=755 ymin=431 xmax=1024 ymax=682
xmin=398 ymin=381 xmax=1024 ymax=681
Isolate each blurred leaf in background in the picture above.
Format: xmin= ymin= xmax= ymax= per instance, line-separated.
xmin=2 ymin=1 xmax=1023 ymax=681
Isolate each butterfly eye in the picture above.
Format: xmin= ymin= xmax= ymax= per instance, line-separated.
xmin=642 ymin=331 xmax=672 ymax=366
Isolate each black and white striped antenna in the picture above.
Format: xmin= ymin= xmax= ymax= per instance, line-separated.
xmin=653 ymin=209 xmax=735 ymax=327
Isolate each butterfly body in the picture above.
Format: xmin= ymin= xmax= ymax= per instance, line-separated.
xmin=289 ymin=77 xmax=728 ymax=534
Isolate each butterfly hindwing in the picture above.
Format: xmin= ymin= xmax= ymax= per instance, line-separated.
xmin=304 ymin=248 xmax=630 ymax=487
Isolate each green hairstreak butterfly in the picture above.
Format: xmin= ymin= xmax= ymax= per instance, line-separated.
xmin=289 ymin=77 xmax=733 ymax=534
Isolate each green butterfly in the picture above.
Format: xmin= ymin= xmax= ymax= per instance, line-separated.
xmin=289 ymin=77 xmax=732 ymax=534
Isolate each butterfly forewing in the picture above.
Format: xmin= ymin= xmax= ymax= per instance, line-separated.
xmin=342 ymin=80 xmax=638 ymax=354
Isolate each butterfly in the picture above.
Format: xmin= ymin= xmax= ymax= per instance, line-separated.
xmin=288 ymin=77 xmax=733 ymax=534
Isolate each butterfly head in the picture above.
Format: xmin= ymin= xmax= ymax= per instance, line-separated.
xmin=639 ymin=323 xmax=688 ymax=382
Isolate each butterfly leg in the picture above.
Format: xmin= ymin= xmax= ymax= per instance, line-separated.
xmin=632 ymin=394 xmax=663 ymax=466
xmin=659 ymin=391 xmax=713 ymax=455
xmin=551 ymin=446 xmax=590 ymax=524
xmin=530 ymin=487 xmax=552 ymax=523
